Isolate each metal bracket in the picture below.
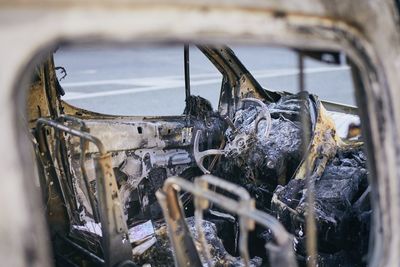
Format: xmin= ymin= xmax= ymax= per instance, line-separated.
xmin=156 ymin=175 xmax=297 ymax=267
xmin=36 ymin=118 xmax=132 ymax=267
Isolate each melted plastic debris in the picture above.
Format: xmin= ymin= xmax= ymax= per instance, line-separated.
xmin=216 ymin=94 xmax=310 ymax=210
xmin=271 ymin=144 xmax=370 ymax=266
xmin=132 ymin=217 xmax=262 ymax=267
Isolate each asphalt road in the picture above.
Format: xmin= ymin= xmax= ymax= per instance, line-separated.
xmin=55 ymin=45 xmax=355 ymax=116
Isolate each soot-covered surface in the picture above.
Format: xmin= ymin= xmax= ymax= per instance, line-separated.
xmin=129 ymin=93 xmax=370 ymax=266
xmin=271 ymin=145 xmax=370 ymax=266
xmin=216 ymin=93 xmax=310 ymax=210
xmin=133 ymin=217 xmax=262 ymax=267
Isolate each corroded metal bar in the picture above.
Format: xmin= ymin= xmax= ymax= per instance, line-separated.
xmin=297 ymin=51 xmax=317 ymax=267
xmin=37 ymin=118 xmax=106 ymax=155
xmin=36 ymin=118 xmax=132 ymax=267
xmin=59 ymin=115 xmax=100 ymax=223
xmin=199 ymin=175 xmax=254 ymax=267
xmin=157 ymin=175 xmax=297 ymax=267
xmin=156 ymin=186 xmax=203 ymax=267
xmin=94 ymin=154 xmax=132 ymax=267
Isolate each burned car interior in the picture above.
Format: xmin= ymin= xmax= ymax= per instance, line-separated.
xmin=27 ymin=45 xmax=370 ymax=267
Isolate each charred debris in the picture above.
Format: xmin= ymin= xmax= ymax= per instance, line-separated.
xmin=68 ymin=93 xmax=368 ymax=266
xmin=31 ymin=48 xmax=370 ymax=267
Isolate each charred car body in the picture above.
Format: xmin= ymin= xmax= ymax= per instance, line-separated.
xmin=2 ymin=1 xmax=400 ymax=267
xmin=27 ymin=45 xmax=369 ymax=267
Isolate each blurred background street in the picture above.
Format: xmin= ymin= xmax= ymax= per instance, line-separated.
xmin=55 ymin=45 xmax=355 ymax=116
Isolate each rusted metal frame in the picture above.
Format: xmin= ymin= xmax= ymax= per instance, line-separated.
xmin=297 ymin=51 xmax=317 ymax=267
xmin=36 ymin=122 xmax=76 ymax=226
xmin=35 ymin=125 xmax=71 ymax=232
xmin=36 ymin=118 xmax=133 ymax=267
xmin=2 ymin=4 xmax=397 ymax=267
xmin=37 ymin=118 xmax=106 ymax=154
xmin=53 ymin=131 xmax=73 ymax=194
xmin=43 ymin=57 xmax=81 ymax=219
xmin=194 ymin=175 xmax=255 ymax=267
xmin=93 ymin=153 xmax=133 ymax=267
xmin=192 ymin=178 xmax=213 ymax=266
xmin=156 ymin=182 xmax=203 ymax=267
xmin=59 ymin=115 xmax=100 ymax=223
xmin=54 ymin=125 xmax=79 ymax=217
xmin=36 ymin=118 xmax=101 ymax=226
xmin=42 ymin=56 xmax=59 ymax=119
xmin=156 ymin=175 xmax=297 ymax=267
xmin=31 ymin=132 xmax=51 ymax=204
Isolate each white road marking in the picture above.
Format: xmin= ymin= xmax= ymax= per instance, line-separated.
xmin=62 ymin=66 xmax=350 ymax=101
xmin=62 ymin=74 xmax=215 ymax=87
xmin=62 ymin=78 xmax=222 ymax=100
xmin=79 ymin=69 xmax=97 ymax=74
xmin=62 ymin=91 xmax=86 ymax=98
